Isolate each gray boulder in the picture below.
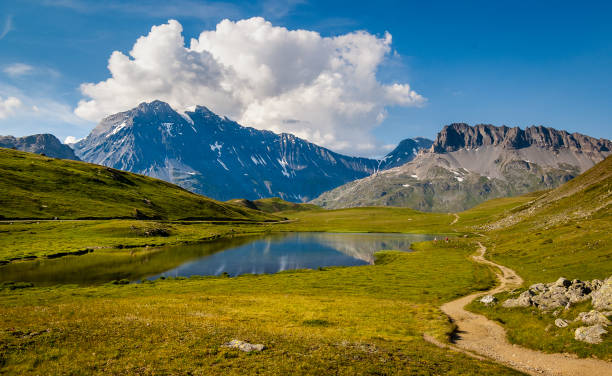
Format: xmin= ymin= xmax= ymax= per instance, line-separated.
xmin=553 ymin=277 xmax=571 ymax=288
xmin=554 ymin=318 xmax=569 ymax=328
xmin=587 ymin=279 xmax=603 ymax=291
xmin=529 ymin=283 xmax=548 ymax=293
xmin=565 ymin=281 xmax=592 ymax=303
xmin=591 ymin=277 xmax=612 ymax=311
xmin=578 ymin=310 xmax=611 ymax=326
xmin=503 ymin=290 xmax=534 ymax=308
xmin=479 ymin=295 xmax=497 ymax=305
xmin=574 ymin=325 xmax=608 ymax=344
xmin=531 ymin=285 xmax=570 ymax=310
xmin=224 ymin=339 xmax=265 ymax=352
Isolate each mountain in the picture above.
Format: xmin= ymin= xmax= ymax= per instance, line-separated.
xmin=485 ymin=154 xmax=612 ymax=231
xmin=0 ymin=147 xmax=278 ymax=221
xmin=0 ymin=134 xmax=79 ymax=160
xmin=378 ymin=137 xmax=433 ymax=169
xmin=73 ymin=100 xmax=381 ymax=202
xmin=311 ymin=123 xmax=612 ymax=212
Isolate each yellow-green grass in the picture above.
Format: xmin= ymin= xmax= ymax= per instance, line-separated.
xmin=0 ymin=240 xmax=520 ymax=375
xmin=0 ymin=220 xmax=274 ymax=262
xmin=227 ymin=197 xmax=322 ymax=213
xmin=0 ymin=192 xmax=538 ymax=263
xmin=0 ymin=148 xmax=277 ymax=221
xmin=466 ymin=156 xmax=612 ymax=359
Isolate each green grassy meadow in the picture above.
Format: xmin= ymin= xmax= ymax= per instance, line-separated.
xmin=0 ymin=241 xmax=523 ymax=375
xmin=0 ymin=150 xmax=610 ymax=374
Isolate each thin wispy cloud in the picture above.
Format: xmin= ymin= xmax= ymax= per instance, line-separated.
xmin=42 ymin=0 xmax=243 ymax=21
xmin=3 ymin=63 xmax=34 ymax=77
xmin=0 ymin=15 xmax=13 ymax=39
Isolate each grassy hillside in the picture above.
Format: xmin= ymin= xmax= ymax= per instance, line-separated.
xmin=0 ymin=148 xmax=277 ymax=221
xmin=467 ymin=155 xmax=612 ymax=358
xmin=227 ymin=197 xmax=320 ymax=213
xmin=484 ymin=155 xmax=612 ymax=284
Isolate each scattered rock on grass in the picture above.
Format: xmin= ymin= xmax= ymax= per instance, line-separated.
xmin=479 ymin=295 xmax=497 ymax=305
xmin=577 ymin=310 xmax=611 ymax=326
xmin=224 ymin=339 xmax=265 ymax=352
xmin=502 ymin=290 xmax=533 ymax=308
xmin=574 ymin=325 xmax=608 ymax=344
xmin=502 ymin=276 xmax=608 ymax=310
xmin=554 ymin=319 xmax=569 ymax=328
xmin=591 ymin=277 xmax=612 ymax=311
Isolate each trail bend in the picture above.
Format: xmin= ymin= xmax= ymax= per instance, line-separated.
xmin=427 ymin=242 xmax=612 ymax=376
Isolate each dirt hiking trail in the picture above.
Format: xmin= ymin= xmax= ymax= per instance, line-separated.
xmin=426 ymin=242 xmax=612 ymax=376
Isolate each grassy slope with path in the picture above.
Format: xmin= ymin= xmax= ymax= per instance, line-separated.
xmin=467 ymin=156 xmax=612 ymax=359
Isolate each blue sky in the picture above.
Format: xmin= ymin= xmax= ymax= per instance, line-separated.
xmin=0 ymin=0 xmax=610 ymax=156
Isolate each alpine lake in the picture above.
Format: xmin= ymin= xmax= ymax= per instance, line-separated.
xmin=0 ymin=232 xmax=435 ymax=285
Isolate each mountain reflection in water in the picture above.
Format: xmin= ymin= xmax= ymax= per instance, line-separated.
xmin=0 ymin=232 xmax=434 ymax=285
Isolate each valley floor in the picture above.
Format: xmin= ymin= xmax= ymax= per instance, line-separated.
xmin=0 ymin=193 xmax=610 ymax=375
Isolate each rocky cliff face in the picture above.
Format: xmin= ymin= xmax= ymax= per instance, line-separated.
xmin=0 ymin=134 xmax=79 ymax=160
xmin=312 ymin=123 xmax=611 ymax=212
xmin=433 ymin=123 xmax=611 ymax=154
xmin=73 ymin=100 xmax=380 ymax=202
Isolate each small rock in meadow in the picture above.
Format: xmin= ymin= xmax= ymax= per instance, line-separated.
xmin=479 ymin=295 xmax=497 ymax=305
xmin=574 ymin=325 xmax=608 ymax=344
xmin=224 ymin=339 xmax=265 ymax=352
xmin=577 ymin=310 xmax=611 ymax=326
xmin=591 ymin=277 xmax=612 ymax=311
xmin=554 ymin=318 xmax=569 ymax=328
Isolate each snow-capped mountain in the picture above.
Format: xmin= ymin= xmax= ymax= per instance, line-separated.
xmin=378 ymin=137 xmax=433 ymax=170
xmin=73 ymin=100 xmax=382 ymax=201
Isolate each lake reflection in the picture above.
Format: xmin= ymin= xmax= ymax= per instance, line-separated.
xmin=0 ymin=232 xmax=434 ymax=285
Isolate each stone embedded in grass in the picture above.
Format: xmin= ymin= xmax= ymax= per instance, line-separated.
xmin=479 ymin=295 xmax=497 ymax=305
xmin=574 ymin=324 xmax=608 ymax=344
xmin=577 ymin=310 xmax=611 ymax=326
xmin=591 ymin=277 xmax=612 ymax=311
xmin=554 ymin=318 xmax=569 ymax=328
xmin=224 ymin=339 xmax=265 ymax=352
xmin=502 ymin=290 xmax=533 ymax=308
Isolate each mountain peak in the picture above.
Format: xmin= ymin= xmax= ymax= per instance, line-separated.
xmin=136 ymin=100 xmax=174 ymax=113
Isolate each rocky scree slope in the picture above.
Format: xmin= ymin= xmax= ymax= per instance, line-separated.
xmin=312 ymin=123 xmax=611 ymax=212
xmin=0 ymin=134 xmax=79 ymax=160
xmin=74 ymin=101 xmax=395 ymax=202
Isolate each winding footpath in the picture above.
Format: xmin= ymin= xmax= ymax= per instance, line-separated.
xmin=427 ymin=242 xmax=612 ymax=376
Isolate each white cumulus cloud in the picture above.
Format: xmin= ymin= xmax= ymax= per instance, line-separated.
xmin=0 ymin=96 xmax=22 ymax=119
xmin=63 ymin=136 xmax=82 ymax=144
xmin=75 ymin=18 xmax=425 ymax=155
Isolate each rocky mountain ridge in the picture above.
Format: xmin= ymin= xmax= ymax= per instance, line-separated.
xmin=433 ymin=123 xmax=611 ymax=154
xmin=312 ymin=123 xmax=611 ymax=212
xmin=0 ymin=134 xmax=79 ymax=160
